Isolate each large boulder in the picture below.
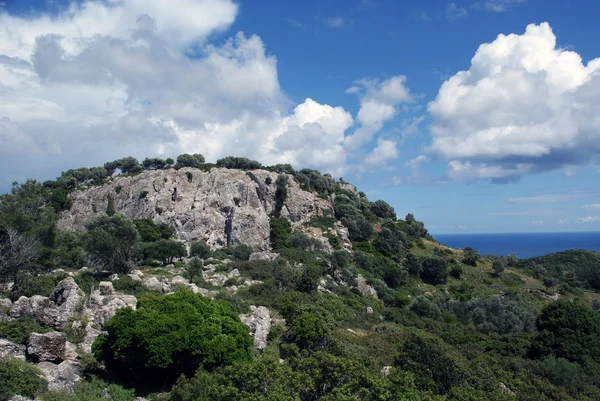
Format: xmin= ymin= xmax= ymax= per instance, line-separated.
xmin=84 ymin=290 xmax=137 ymax=327
xmin=50 ymin=277 xmax=85 ymax=320
xmin=10 ymin=296 xmax=61 ymax=328
xmin=38 ymin=360 xmax=81 ymax=392
xmin=58 ymin=168 xmax=333 ymax=251
xmin=0 ymin=297 xmax=11 ymax=322
xmin=356 ymin=275 xmax=378 ymax=299
xmin=0 ymin=339 xmax=26 ymax=360
xmin=240 ymin=306 xmax=271 ymax=351
xmin=27 ymin=332 xmax=66 ymax=363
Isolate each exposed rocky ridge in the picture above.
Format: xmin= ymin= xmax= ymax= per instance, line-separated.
xmin=59 ymin=167 xmax=333 ymax=251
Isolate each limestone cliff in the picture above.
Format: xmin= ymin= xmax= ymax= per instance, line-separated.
xmin=59 ymin=167 xmax=332 ymax=251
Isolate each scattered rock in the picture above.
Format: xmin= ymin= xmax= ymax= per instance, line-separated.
xmin=240 ymin=306 xmax=271 ymax=351
xmin=499 ymin=382 xmax=516 ymax=397
xmin=128 ymin=270 xmax=144 ymax=281
xmin=227 ymin=269 xmax=240 ymax=279
xmin=85 ymin=290 xmax=137 ymax=327
xmin=142 ymin=277 xmax=170 ymax=293
xmin=366 ymin=307 xmax=374 ymax=314
xmin=98 ymin=281 xmax=115 ymax=296
xmin=356 ymin=275 xmax=378 ymax=299
xmin=250 ymin=252 xmax=279 ymax=261
xmin=80 ymin=323 xmax=102 ymax=354
xmin=0 ymin=339 xmax=26 ymax=360
xmin=380 ymin=366 xmax=392 ymax=377
xmin=108 ymin=274 xmax=119 ymax=281
xmin=38 ymin=360 xmax=81 ymax=392
xmin=27 ymin=332 xmax=66 ymax=363
xmin=10 ymin=296 xmax=62 ymax=328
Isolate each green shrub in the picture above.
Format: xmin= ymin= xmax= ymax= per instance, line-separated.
xmin=189 ymin=241 xmax=211 ymax=259
xmin=42 ymin=377 xmax=135 ymax=401
xmin=0 ymin=317 xmax=52 ymax=345
xmin=219 ymin=244 xmax=253 ymax=261
xmin=133 ymin=219 xmax=173 ymax=242
xmin=93 ymin=291 xmax=252 ymax=387
xmin=0 ymin=358 xmax=46 ymax=401
xmin=175 ymin=154 xmax=205 ymax=169
xmin=462 ymin=247 xmax=480 ymax=267
xmin=410 ymin=296 xmax=442 ymax=320
xmin=183 ymin=256 xmax=204 ymax=283
xmin=141 ymin=239 xmax=187 ymax=264
xmin=540 ymin=356 xmax=580 ymax=390
xmin=420 ymin=256 xmax=448 ymax=285
xmin=112 ymin=276 xmax=153 ymax=298
xmin=270 ymin=218 xmax=291 ymax=250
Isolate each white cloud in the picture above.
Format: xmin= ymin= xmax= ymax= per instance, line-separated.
xmin=583 ymin=204 xmax=600 ymax=209
xmin=0 ymin=0 xmax=405 ymax=187
xmin=508 ymin=192 xmax=588 ymax=204
xmin=531 ymin=220 xmax=544 ymax=226
xmin=446 ymin=3 xmax=468 ymax=20
xmin=475 ymin=0 xmax=527 ymax=12
xmin=576 ymin=216 xmax=600 ymax=224
xmin=405 ymin=155 xmax=428 ymax=176
xmin=344 ymin=76 xmax=413 ymax=149
xmin=558 ymin=219 xmax=569 ymax=225
xmin=490 ymin=209 xmax=559 ymax=216
xmin=325 ymin=17 xmax=346 ymax=29
xmin=363 ymin=139 xmax=399 ymax=167
xmin=428 ymin=22 xmax=600 ymax=181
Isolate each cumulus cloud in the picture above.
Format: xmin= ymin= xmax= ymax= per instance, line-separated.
xmin=345 ymin=76 xmax=413 ymax=149
xmin=475 ymin=0 xmax=527 ymax=12
xmin=583 ymin=204 xmax=600 ymax=209
xmin=428 ymin=22 xmax=600 ymax=182
xmin=446 ymin=3 xmax=468 ymax=20
xmin=508 ymin=192 xmax=588 ymax=203
xmin=363 ymin=139 xmax=399 ymax=168
xmin=576 ymin=216 xmax=600 ymax=224
xmin=0 ymin=0 xmax=400 ymax=188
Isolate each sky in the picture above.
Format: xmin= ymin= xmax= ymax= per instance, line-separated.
xmin=1 ymin=0 xmax=600 ymax=234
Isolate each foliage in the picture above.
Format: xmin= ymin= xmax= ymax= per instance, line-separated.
xmin=420 ymin=256 xmax=448 ymax=285
xmin=112 ymin=276 xmax=153 ymax=298
xmin=216 ymin=156 xmax=262 ymax=170
xmin=82 ymin=214 xmax=139 ymax=273
xmin=133 ymin=219 xmax=173 ymax=242
xmin=42 ymin=377 xmax=136 ymax=401
xmin=0 ymin=358 xmax=46 ymax=401
xmin=189 ymin=241 xmax=211 ymax=259
xmin=289 ymin=231 xmax=323 ymax=251
xmin=295 ymin=169 xmax=336 ymax=196
xmin=184 ymin=257 xmax=204 ymax=283
xmin=142 ymin=157 xmax=167 ymax=170
xmin=492 ymin=259 xmax=505 ymax=276
xmin=142 ymin=239 xmax=187 ymax=265
xmin=272 ymin=174 xmax=288 ymax=218
xmin=370 ymin=199 xmax=396 ymax=220
xmin=104 ymin=157 xmax=142 ymax=175
xmin=518 ymin=250 xmax=600 ymax=290
xmin=270 ymin=217 xmax=292 ymax=250
xmin=404 ymin=213 xmax=429 ymax=239
xmin=0 ymin=316 xmax=52 ymax=344
xmin=374 ymin=222 xmax=407 ymax=261
xmin=93 ymin=291 xmax=252 ymax=388
xmin=175 ymin=153 xmax=205 ymax=169
xmin=410 ymin=296 xmax=442 ymax=320
xmin=214 ymin=244 xmax=253 ymax=261
xmin=531 ymin=299 xmax=600 ymax=364
xmin=462 ymin=247 xmax=480 ymax=266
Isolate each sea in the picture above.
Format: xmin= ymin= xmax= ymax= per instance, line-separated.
xmin=433 ymin=232 xmax=600 ymax=259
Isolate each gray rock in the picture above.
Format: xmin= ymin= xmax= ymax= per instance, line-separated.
xmin=85 ymin=290 xmax=137 ymax=327
xmin=50 ymin=277 xmax=85 ymax=318
xmin=0 ymin=297 xmax=11 ymax=322
xmin=38 ymin=360 xmax=81 ymax=392
xmin=10 ymin=296 xmax=61 ymax=328
xmin=356 ymin=275 xmax=378 ymax=299
xmin=380 ymin=366 xmax=392 ymax=377
xmin=108 ymin=273 xmax=119 ymax=281
xmin=27 ymin=332 xmax=66 ymax=363
xmin=58 ymin=168 xmax=333 ymax=252
xmin=98 ymin=281 xmax=115 ymax=295
xmin=80 ymin=323 xmax=102 ymax=354
xmin=142 ymin=276 xmax=170 ymax=293
xmin=249 ymin=251 xmax=279 ymax=261
xmin=0 ymin=339 xmax=26 ymax=360
xmin=227 ymin=269 xmax=240 ymax=279
xmin=9 ymin=396 xmax=36 ymax=401
xmin=366 ymin=307 xmax=374 ymax=314
xmin=240 ymin=306 xmax=271 ymax=351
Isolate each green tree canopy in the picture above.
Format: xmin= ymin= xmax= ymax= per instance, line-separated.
xmin=82 ymin=213 xmax=140 ymax=273
xmin=176 ymin=154 xmax=205 ymax=169
xmin=133 ymin=219 xmax=173 ymax=243
xmin=142 ymin=239 xmax=187 ymax=265
xmin=420 ymin=256 xmax=449 ymax=285
xmin=92 ymin=291 xmax=252 ymax=387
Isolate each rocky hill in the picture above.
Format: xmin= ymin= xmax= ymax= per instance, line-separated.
xmin=59 ymin=167 xmax=335 ymax=251
xmin=3 ymin=156 xmax=600 ymax=401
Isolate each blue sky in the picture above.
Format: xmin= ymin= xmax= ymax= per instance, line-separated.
xmin=1 ymin=0 xmax=600 ymax=234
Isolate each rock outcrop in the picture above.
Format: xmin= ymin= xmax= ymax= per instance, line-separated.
xmin=356 ymin=275 xmax=378 ymax=299
xmin=0 ymin=339 xmax=26 ymax=360
xmin=38 ymin=360 xmax=81 ymax=392
xmin=58 ymin=168 xmax=332 ymax=251
xmin=240 ymin=306 xmax=271 ymax=351
xmin=27 ymin=332 xmax=66 ymax=363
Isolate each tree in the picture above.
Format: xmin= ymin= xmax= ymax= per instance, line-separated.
xmin=184 ymin=256 xmax=204 ymax=283
xmin=272 ymin=174 xmax=288 ymax=218
xmin=142 ymin=239 xmax=187 ymax=265
xmin=405 ymin=253 xmax=421 ymax=276
xmin=373 ymin=223 xmax=406 ymax=260
xmin=165 ymin=158 xmax=175 ymax=167
xmin=82 ymin=214 xmax=140 ymax=274
xmin=492 ymin=259 xmax=504 ymax=276
xmin=104 ymin=157 xmax=142 ymax=175
xmin=176 ymin=154 xmax=205 ymax=169
xmin=142 ymin=157 xmax=166 ymax=170
xmin=270 ymin=218 xmax=291 ymax=250
xmin=190 ymin=241 xmax=212 ymax=259
xmin=216 ymin=156 xmax=262 ymax=170
xmin=420 ymin=256 xmax=448 ymax=285
xmin=531 ymin=299 xmax=600 ymax=364
xmin=0 ymin=227 xmax=40 ymax=286
xmin=106 ymin=196 xmax=115 ymax=216
xmin=410 ymin=295 xmax=442 ymax=320
xmin=92 ymin=291 xmax=252 ymax=387
xmin=133 ymin=219 xmax=173 ymax=242
xmin=370 ymin=200 xmax=396 ymax=220
xmin=462 ymin=247 xmax=480 ymax=266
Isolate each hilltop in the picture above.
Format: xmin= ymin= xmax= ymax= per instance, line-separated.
xmin=2 ymin=154 xmax=600 ymax=401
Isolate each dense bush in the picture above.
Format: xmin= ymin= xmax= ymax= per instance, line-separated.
xmin=462 ymin=247 xmax=480 ymax=266
xmin=175 ymin=154 xmax=205 ymax=169
xmin=0 ymin=317 xmax=52 ymax=345
xmin=42 ymin=378 xmax=136 ymax=401
xmin=93 ymin=291 xmax=252 ymax=388
xmin=294 ymin=169 xmax=336 ymax=196
xmin=214 ymin=244 xmax=253 ymax=261
xmin=370 ymin=199 xmax=396 ymax=220
xmin=0 ymin=358 xmax=46 ymax=401
xmin=289 ymin=231 xmax=323 ymax=251
xmin=420 ymin=256 xmax=448 ymax=285
xmin=216 ymin=156 xmax=262 ymax=170
xmin=141 ymin=239 xmax=187 ymax=264
xmin=189 ymin=241 xmax=212 ymax=259
xmin=82 ymin=214 xmax=140 ymax=273
xmin=270 ymin=218 xmax=292 ymax=250
xmin=142 ymin=157 xmax=167 ymax=170
xmin=272 ymin=174 xmax=288 ymax=218
xmin=104 ymin=157 xmax=143 ymax=175
xmin=133 ymin=219 xmax=173 ymax=242
xmin=373 ymin=222 xmax=407 ymax=260
xmin=184 ymin=257 xmax=204 ymax=283
xmin=531 ymin=299 xmax=600 ymax=364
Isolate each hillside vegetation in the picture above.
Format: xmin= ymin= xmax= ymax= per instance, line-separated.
xmin=2 ymin=155 xmax=600 ymax=400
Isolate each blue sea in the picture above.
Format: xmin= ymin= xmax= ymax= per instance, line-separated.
xmin=433 ymin=232 xmax=600 ymax=259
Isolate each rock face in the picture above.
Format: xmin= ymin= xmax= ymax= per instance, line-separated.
xmin=0 ymin=339 xmax=26 ymax=360
xmin=240 ymin=306 xmax=271 ymax=351
xmin=58 ymin=168 xmax=332 ymax=251
xmin=356 ymin=275 xmax=378 ymax=299
xmin=38 ymin=360 xmax=81 ymax=392
xmin=27 ymin=332 xmax=66 ymax=363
